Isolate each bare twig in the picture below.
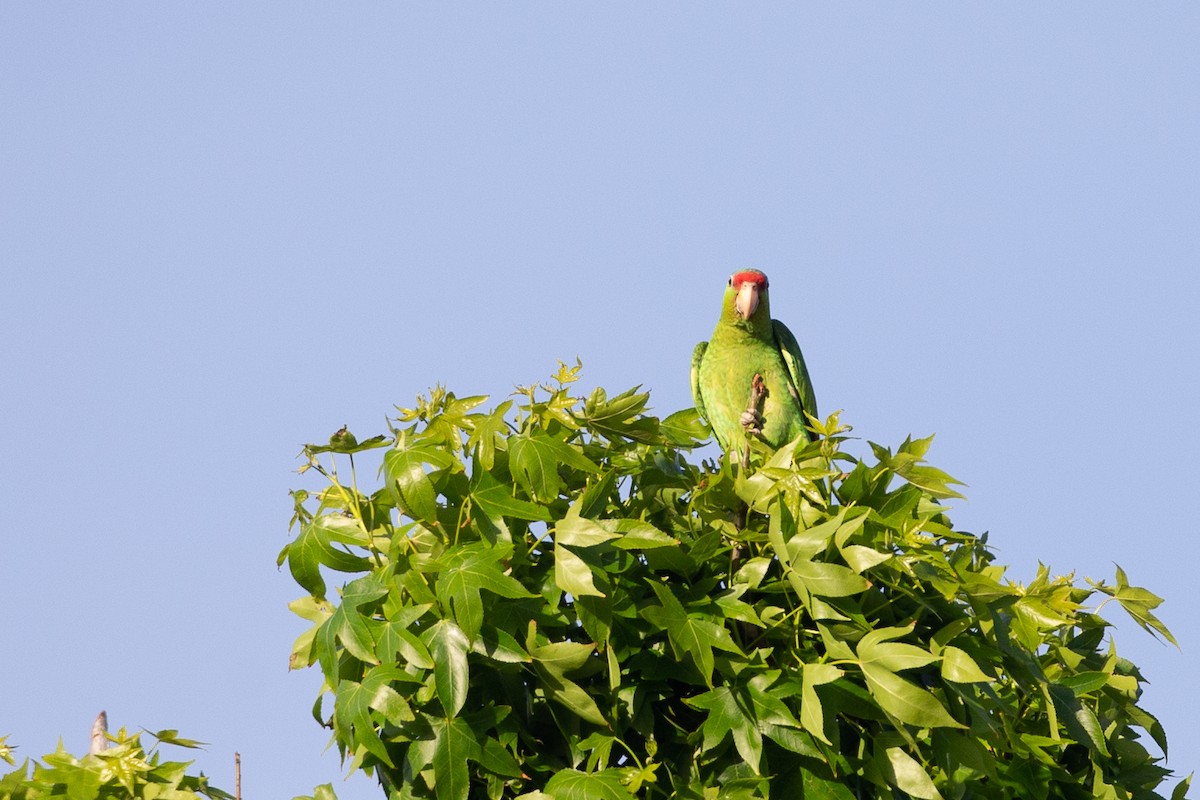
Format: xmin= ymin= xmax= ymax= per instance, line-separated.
xmin=235 ymin=752 xmax=242 ymax=800
xmin=88 ymin=711 xmax=108 ymax=755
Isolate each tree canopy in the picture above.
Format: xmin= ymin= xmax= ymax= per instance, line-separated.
xmin=281 ymin=363 xmax=1187 ymax=800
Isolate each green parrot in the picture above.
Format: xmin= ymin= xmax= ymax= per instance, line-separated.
xmin=691 ymin=269 xmax=818 ymax=454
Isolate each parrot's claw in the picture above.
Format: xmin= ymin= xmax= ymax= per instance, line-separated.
xmin=740 ymin=409 xmax=763 ymax=435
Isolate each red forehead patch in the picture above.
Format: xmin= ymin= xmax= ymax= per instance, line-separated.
xmin=731 ymin=270 xmax=768 ymax=288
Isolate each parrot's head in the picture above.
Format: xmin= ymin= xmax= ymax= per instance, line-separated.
xmin=727 ymin=269 xmax=771 ymax=323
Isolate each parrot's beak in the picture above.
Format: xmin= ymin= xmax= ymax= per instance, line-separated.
xmin=735 ymin=282 xmax=759 ymax=319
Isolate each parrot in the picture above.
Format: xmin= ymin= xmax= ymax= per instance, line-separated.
xmin=691 ymin=269 xmax=818 ymax=455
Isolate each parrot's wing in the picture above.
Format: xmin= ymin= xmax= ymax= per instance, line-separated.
xmin=772 ymin=319 xmax=818 ymax=425
xmin=691 ymin=340 xmax=709 ymax=421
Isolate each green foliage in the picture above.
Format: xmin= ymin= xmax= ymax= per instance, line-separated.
xmin=0 ymin=728 xmax=230 ymax=800
xmin=283 ymin=364 xmax=1187 ymax=799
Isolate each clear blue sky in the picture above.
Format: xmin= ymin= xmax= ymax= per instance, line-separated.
xmin=3 ymin=6 xmax=1197 ymax=797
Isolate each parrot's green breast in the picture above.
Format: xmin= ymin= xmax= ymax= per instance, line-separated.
xmin=695 ymin=325 xmax=808 ymax=452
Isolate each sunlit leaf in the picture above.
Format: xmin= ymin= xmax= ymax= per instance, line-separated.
xmin=471 ymin=466 xmax=552 ymax=522
xmin=543 ymin=768 xmax=630 ymax=800
xmin=940 ymin=646 xmax=992 ymax=684
xmin=555 ymin=507 xmax=620 ymax=547
xmin=788 ymin=559 xmax=870 ymax=598
xmin=423 ymin=620 xmax=469 ymax=717
xmin=384 ymin=445 xmax=453 ymax=522
xmin=858 ymin=634 xmax=939 ymax=673
xmin=433 ymin=541 xmax=536 ymax=639
xmin=576 ymin=386 xmax=659 ymax=444
xmin=510 ymin=432 xmax=599 ymax=502
xmin=861 ymin=663 xmax=963 ymax=729
xmin=660 ymin=407 xmax=710 ymax=446
xmin=467 ymin=399 xmax=513 ymax=470
xmin=882 ymin=746 xmax=943 ymax=800
xmin=554 ymin=544 xmax=604 ymax=598
xmin=430 ymin=715 xmax=479 ymax=800
xmin=600 ymin=518 xmax=679 ymax=549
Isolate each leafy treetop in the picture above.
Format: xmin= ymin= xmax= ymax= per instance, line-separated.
xmin=0 ymin=726 xmax=231 ymax=800
xmin=282 ymin=362 xmax=1187 ymax=800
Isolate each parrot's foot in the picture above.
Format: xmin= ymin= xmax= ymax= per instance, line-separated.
xmin=740 ymin=409 xmax=763 ymax=435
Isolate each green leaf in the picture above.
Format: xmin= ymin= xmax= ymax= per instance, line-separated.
xmin=148 ymin=729 xmax=206 ymax=749
xmin=799 ymin=767 xmax=858 ymax=800
xmin=576 ymin=386 xmax=659 ymax=443
xmin=332 ymin=667 xmax=418 ymax=764
xmin=857 ymin=631 xmax=940 ymax=673
xmin=543 ymin=768 xmax=631 ymax=800
xmin=1125 ymin=703 xmax=1168 ymax=757
xmin=289 ymin=624 xmax=317 ymax=671
xmin=861 ymin=662 xmax=963 ymax=729
xmin=930 ymin=618 xmax=974 ymax=650
xmin=376 ymin=619 xmax=435 ymax=669
xmin=329 ymin=576 xmax=387 ymax=665
xmin=686 ymin=686 xmax=762 ymax=774
xmin=530 ymin=639 xmax=596 ymax=674
xmin=423 ymin=620 xmax=470 ymax=717
xmin=430 ymin=715 xmax=480 ymax=800
xmin=467 ymin=399 xmax=513 ymax=470
xmin=284 ymin=515 xmax=373 ymax=597
xmin=579 ymin=470 xmax=618 ymax=517
xmin=882 ymin=746 xmax=944 ymax=800
xmin=1048 ymin=684 xmax=1110 ymax=757
xmin=471 ymin=626 xmax=531 ymax=664
xmin=533 ymin=662 xmax=608 ymax=726
xmin=384 ymin=445 xmax=452 ymax=522
xmin=642 ymin=582 xmax=742 ymax=686
xmin=840 ymin=544 xmax=892 ymax=573
xmin=940 ymin=646 xmax=992 ymax=684
xmin=801 ymin=664 xmax=843 ymax=744
xmin=303 ymin=784 xmax=337 ymax=800
xmin=555 ymin=543 xmax=605 ymax=598
xmin=510 ymin=432 xmax=599 ymax=502
xmin=471 ymin=467 xmax=552 ymax=522
xmin=1170 ymin=774 xmax=1192 ymax=800
xmin=746 ymin=672 xmax=802 ymax=729
xmin=873 ymin=437 xmax=966 ymax=500
xmin=1101 ymin=565 xmax=1179 ymax=646
xmin=556 ymin=506 xmax=620 ymax=547
xmin=477 ymin=735 xmax=523 ymax=779
xmin=306 ymin=430 xmax=391 ymax=455
xmin=289 ymin=595 xmax=335 ymax=623
xmin=333 ymin=679 xmax=395 ymax=768
xmin=661 ymin=407 xmax=710 ymax=446
xmin=434 ymin=541 xmax=536 ymax=639
xmin=363 ymin=666 xmax=418 ymax=724
xmin=1057 ymin=671 xmax=1109 ymax=696
xmin=788 ymin=559 xmax=871 ymax=598
xmin=600 ymin=518 xmax=679 ymax=550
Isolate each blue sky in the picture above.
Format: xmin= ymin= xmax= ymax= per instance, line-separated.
xmin=2 ymin=5 xmax=1197 ymax=797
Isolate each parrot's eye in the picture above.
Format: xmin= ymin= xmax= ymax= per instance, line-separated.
xmin=727 ymin=276 xmax=734 ymax=286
